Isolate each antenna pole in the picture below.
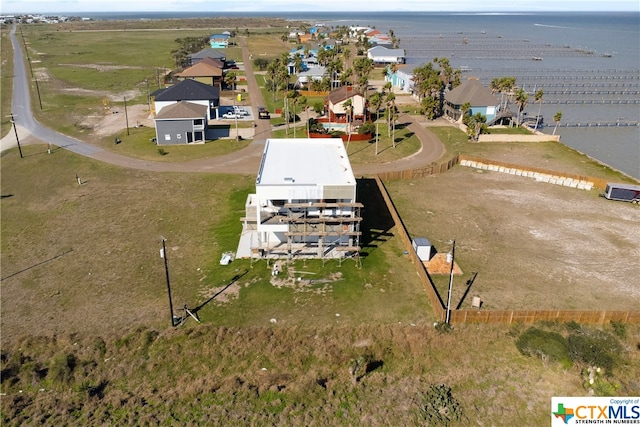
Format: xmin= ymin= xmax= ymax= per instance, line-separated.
xmin=161 ymin=238 xmax=176 ymax=326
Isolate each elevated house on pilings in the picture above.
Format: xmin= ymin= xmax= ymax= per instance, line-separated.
xmin=236 ymin=138 xmax=362 ymax=264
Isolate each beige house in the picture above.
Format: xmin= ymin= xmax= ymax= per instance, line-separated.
xmin=175 ymin=57 xmax=224 ymax=88
xmin=325 ymin=86 xmax=367 ymax=124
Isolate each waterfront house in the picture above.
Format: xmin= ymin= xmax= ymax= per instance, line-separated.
xmin=385 ymin=63 xmax=419 ymax=94
xmin=237 ymin=138 xmax=362 ymax=260
xmin=154 ymin=101 xmax=208 ymax=145
xmin=367 ymin=46 xmax=405 ymax=65
xmin=443 ymin=78 xmax=500 ymax=123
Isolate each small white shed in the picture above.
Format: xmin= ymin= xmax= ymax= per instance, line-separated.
xmin=412 ymin=237 xmax=433 ymax=261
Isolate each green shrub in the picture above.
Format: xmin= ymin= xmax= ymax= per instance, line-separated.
xmin=417 ymin=384 xmax=464 ymax=425
xmin=567 ymin=329 xmax=623 ymax=373
xmin=515 ymin=327 xmax=572 ymax=368
xmin=46 ymin=353 xmax=76 ymax=387
xmin=358 ymin=122 xmax=375 ymax=135
xmin=610 ymin=321 xmax=627 ymax=339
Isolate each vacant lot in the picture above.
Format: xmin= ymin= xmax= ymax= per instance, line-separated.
xmin=386 ymin=164 xmax=640 ymax=311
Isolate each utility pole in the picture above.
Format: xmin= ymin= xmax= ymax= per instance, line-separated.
xmin=146 ymin=78 xmax=151 ymax=112
xmin=161 ymin=238 xmax=176 ymax=327
xmin=123 ymin=96 xmax=130 ymax=136
xmin=445 ymin=240 xmax=456 ymax=324
xmin=9 ymin=113 xmax=23 ymax=159
xmin=34 ymin=77 xmax=43 ymax=110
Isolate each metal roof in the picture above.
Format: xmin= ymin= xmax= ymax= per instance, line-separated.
xmin=154 ymin=101 xmax=208 ymax=120
xmin=256 ymin=138 xmax=355 ymax=187
xmin=445 ymin=78 xmax=498 ymax=106
xmin=154 ymin=79 xmax=220 ymax=102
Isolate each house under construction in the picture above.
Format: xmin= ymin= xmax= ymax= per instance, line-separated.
xmin=236 ymin=138 xmax=362 ymax=262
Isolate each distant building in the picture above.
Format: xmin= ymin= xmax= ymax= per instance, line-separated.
xmin=187 ymin=48 xmax=227 ymax=67
xmin=367 ymin=46 xmax=405 ymax=65
xmin=237 ymin=138 xmax=362 ymax=260
xmin=174 ymin=57 xmax=224 ymax=88
xmin=209 ymin=34 xmax=230 ymax=48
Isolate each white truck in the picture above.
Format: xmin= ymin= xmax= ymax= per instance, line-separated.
xmin=603 ymin=182 xmax=640 ymax=203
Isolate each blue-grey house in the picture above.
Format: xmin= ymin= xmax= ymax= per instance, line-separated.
xmin=385 ymin=64 xmax=419 ymax=94
xmin=187 ymin=48 xmax=227 ymax=67
xmin=152 ymin=79 xmax=220 ymax=120
xmin=443 ymin=78 xmax=500 ymax=123
xmin=154 ymin=101 xmax=208 ymax=145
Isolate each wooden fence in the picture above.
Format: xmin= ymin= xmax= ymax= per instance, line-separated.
xmin=373 ymin=176 xmax=446 ymax=319
xmin=450 ymin=309 xmax=640 ymax=324
xmin=373 ymin=152 xmax=612 ymax=190
xmin=298 ymin=90 xmax=330 ymax=97
xmin=373 ymin=174 xmax=640 ymax=325
xmin=459 ymin=154 xmax=610 ymax=189
xmin=376 ymin=155 xmax=460 ymax=181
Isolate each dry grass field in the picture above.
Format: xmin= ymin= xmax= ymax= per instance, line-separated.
xmin=2 ymin=18 xmax=640 ymax=425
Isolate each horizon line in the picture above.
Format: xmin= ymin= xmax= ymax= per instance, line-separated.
xmin=3 ymin=10 xmax=639 ymax=14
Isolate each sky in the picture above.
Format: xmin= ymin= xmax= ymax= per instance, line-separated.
xmin=1 ymin=0 xmax=639 ymax=14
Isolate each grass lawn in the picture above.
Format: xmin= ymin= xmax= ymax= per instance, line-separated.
xmin=1 ymin=28 xmax=14 ymax=137
xmin=96 ymin=126 xmax=254 ymax=162
xmin=1 ymin=145 xmax=430 ymax=342
xmin=428 ymin=126 xmax=636 ymax=182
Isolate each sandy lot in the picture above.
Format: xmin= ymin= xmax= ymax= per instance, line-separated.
xmin=386 ymin=166 xmax=640 ymax=311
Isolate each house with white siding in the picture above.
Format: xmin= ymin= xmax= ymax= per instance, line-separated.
xmin=367 ymin=46 xmax=405 ymax=65
xmin=236 ymin=138 xmax=362 ymax=260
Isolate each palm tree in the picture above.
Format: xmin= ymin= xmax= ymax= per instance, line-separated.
xmin=224 ymin=72 xmax=237 ymax=91
xmin=383 ymin=81 xmax=392 ymax=96
xmin=369 ymin=92 xmax=383 ymax=155
xmin=553 ymin=111 xmax=563 ymax=135
xmin=341 ymin=47 xmax=351 ymax=75
xmin=343 ymin=99 xmax=353 ymax=150
xmin=468 ymin=112 xmax=487 ymax=142
xmin=385 ymin=92 xmax=396 ymax=145
xmin=287 ymin=90 xmax=298 ymax=138
xmin=514 ymin=88 xmax=528 ymax=126
xmin=534 ymin=89 xmax=544 ymax=129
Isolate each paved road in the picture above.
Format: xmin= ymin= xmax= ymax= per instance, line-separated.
xmin=2 ymin=24 xmax=444 ymax=175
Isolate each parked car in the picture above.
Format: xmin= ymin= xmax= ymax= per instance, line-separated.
xmin=233 ymin=106 xmax=250 ymax=116
xmin=258 ymin=107 xmax=270 ymax=119
xmin=222 ymin=112 xmax=239 ymax=119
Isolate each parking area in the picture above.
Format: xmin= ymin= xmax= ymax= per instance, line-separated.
xmin=217 ymin=105 xmax=253 ymax=120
